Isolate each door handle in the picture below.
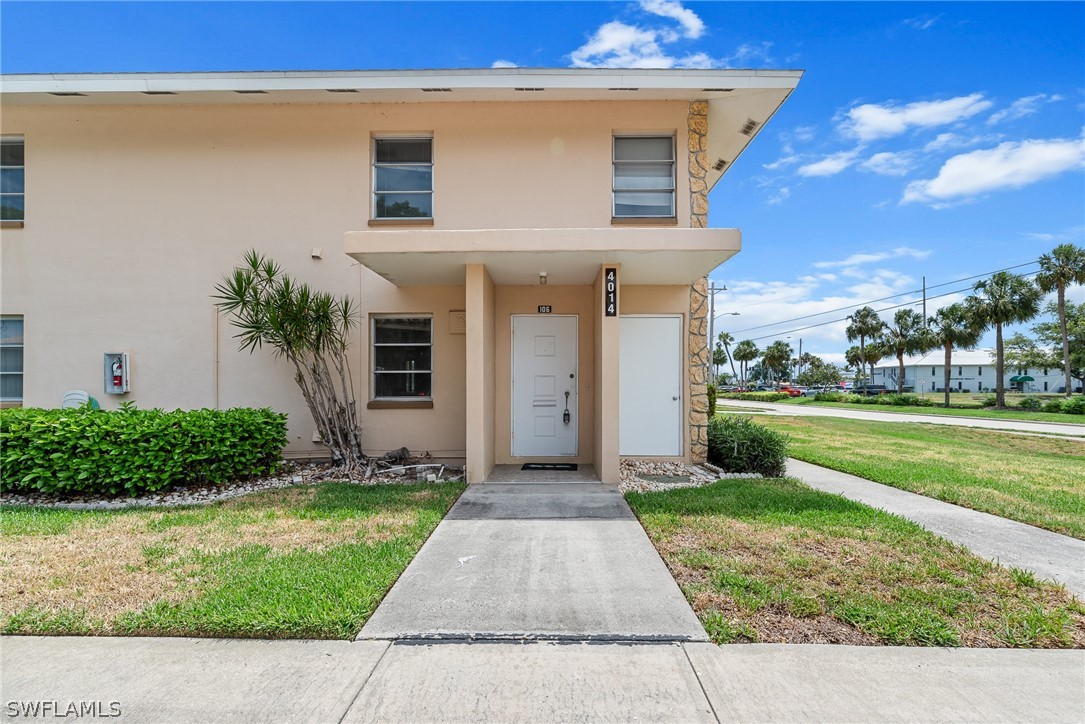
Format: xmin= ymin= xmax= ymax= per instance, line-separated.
xmin=672 ymin=396 xmax=679 ymax=401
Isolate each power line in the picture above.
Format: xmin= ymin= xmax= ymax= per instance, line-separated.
xmin=727 ymin=261 xmax=1038 ymax=335
xmin=745 ymin=270 xmax=1040 ymax=343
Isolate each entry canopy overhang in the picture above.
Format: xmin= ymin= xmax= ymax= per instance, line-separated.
xmin=344 ymin=227 xmax=741 ymax=286
xmin=1 ymin=68 xmax=801 ymax=191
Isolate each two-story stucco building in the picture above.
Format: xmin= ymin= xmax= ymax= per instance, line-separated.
xmin=0 ymin=68 xmax=800 ymax=483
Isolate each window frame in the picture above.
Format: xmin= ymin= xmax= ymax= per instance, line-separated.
xmin=370 ymin=314 xmax=434 ymax=403
xmin=0 ymin=315 xmax=24 ymax=407
xmin=371 ymin=135 xmax=434 ymax=221
xmin=1 ymin=136 xmax=25 ymax=227
xmin=611 ymin=134 xmax=677 ymax=219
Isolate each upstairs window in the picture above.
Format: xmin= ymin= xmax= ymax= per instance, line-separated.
xmin=373 ymin=137 xmax=433 ymax=219
xmin=613 ymin=136 xmax=675 ymax=218
xmin=1 ymin=316 xmax=23 ymax=406
xmin=1 ymin=137 xmax=24 ymax=224
xmin=371 ymin=316 xmax=432 ymax=399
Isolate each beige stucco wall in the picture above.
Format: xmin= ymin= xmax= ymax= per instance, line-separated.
xmin=592 ymin=265 xmax=621 ymax=483
xmin=0 ymin=99 xmax=693 ymax=459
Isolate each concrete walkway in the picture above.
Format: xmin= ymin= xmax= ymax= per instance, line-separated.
xmin=3 ymin=636 xmax=1082 ymax=722
xmin=358 ymin=482 xmax=707 ymax=641
xmin=787 ymin=459 xmax=1085 ymax=597
xmin=721 ymin=398 xmax=1085 ymax=437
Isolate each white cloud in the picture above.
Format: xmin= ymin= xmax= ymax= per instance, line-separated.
xmin=814 ymin=246 xmax=931 ymax=269
xmin=797 ymin=150 xmax=859 ymax=177
xmin=922 ymin=131 xmax=1004 ymax=152
xmin=987 ymin=93 xmax=1063 ymax=125
xmin=903 ymin=135 xmax=1085 ymax=206
xmin=569 ymin=1 xmax=770 ymax=69
xmin=766 ymin=186 xmax=791 ymax=205
xmin=902 ymin=15 xmax=941 ymax=30
xmin=570 ymin=20 xmax=674 ymax=68
xmin=491 ymin=60 xmax=518 ymax=69
xmin=842 ymin=93 xmax=993 ymax=142
xmin=639 ymin=0 xmax=704 ymax=39
xmin=859 ymin=151 xmax=915 ymax=176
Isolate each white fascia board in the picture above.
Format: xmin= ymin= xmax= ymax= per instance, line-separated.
xmin=0 ymin=67 xmax=802 ymax=97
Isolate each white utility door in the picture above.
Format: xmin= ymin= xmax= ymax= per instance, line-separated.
xmin=620 ymin=315 xmax=683 ymax=456
xmin=511 ymin=315 xmax=578 ymax=457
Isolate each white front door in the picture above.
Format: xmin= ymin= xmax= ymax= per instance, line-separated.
xmin=620 ymin=315 xmax=683 ymax=456
xmin=511 ymin=315 xmax=578 ymax=457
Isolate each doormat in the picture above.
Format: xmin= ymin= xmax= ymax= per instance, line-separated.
xmin=521 ymin=463 xmax=579 ymax=471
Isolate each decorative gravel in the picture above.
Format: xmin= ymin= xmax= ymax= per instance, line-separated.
xmin=618 ymin=459 xmax=761 ymax=493
xmin=0 ymin=461 xmax=464 ymax=510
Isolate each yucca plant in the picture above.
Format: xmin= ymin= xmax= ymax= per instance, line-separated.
xmin=215 ymin=250 xmax=366 ymax=473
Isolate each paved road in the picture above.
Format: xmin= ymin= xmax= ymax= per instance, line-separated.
xmin=358 ymin=482 xmax=707 ymax=641
xmin=4 ymin=636 xmax=1083 ymax=723
xmin=720 ymin=398 xmax=1085 ymax=437
xmin=787 ymin=459 xmax=1085 ymax=597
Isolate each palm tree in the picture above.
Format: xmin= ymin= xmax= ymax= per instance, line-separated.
xmin=733 ymin=339 xmax=759 ymax=388
xmin=882 ymin=308 xmax=933 ymax=393
xmin=865 ymin=339 xmax=888 ymax=388
xmin=967 ymin=271 xmax=1043 ymax=408
xmin=1036 ymin=243 xmax=1085 ymax=397
xmin=717 ymin=331 xmax=738 ymax=382
xmin=761 ymin=340 xmax=794 ymax=385
xmin=846 ymin=306 xmax=886 ymax=394
xmin=929 ymin=303 xmax=983 ymax=407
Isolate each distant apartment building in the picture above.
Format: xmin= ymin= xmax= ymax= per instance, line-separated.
xmin=871 ymin=350 xmax=1075 ymax=394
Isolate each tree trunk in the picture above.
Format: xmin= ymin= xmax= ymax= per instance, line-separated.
xmin=897 ymin=352 xmax=905 ymax=393
xmin=726 ymin=342 xmax=738 ymax=382
xmin=943 ymin=342 xmax=952 ymax=408
xmin=859 ymin=337 xmax=867 ymax=395
xmin=995 ymin=322 xmax=1006 ymax=408
xmin=1059 ymin=285 xmax=1072 ymax=397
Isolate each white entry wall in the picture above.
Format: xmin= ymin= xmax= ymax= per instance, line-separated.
xmin=619 ymin=315 xmax=683 ymax=456
xmin=511 ymin=315 xmax=579 ymax=457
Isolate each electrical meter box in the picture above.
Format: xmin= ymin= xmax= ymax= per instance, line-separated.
xmin=104 ymin=352 xmax=131 ymax=394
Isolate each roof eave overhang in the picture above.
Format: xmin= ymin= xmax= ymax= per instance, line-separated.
xmin=344 ymin=227 xmax=741 ymax=287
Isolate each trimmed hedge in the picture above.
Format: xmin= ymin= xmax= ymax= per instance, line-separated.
xmin=1 ymin=407 xmax=288 ymax=496
xmin=718 ymin=392 xmax=793 ymax=402
xmin=707 ymin=415 xmax=789 ymax=477
xmin=813 ymin=391 xmax=934 ymax=407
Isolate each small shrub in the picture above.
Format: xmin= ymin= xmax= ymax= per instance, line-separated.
xmin=1061 ymin=396 xmax=1085 ymax=415
xmin=961 ymin=388 xmax=971 ymax=394
xmin=1017 ymin=397 xmax=1042 ymax=410
xmin=0 ymin=407 xmax=288 ymax=497
xmin=981 ymin=395 xmax=998 ymax=408
xmin=1043 ymin=399 xmax=1065 ymax=414
xmin=707 ymin=383 xmax=717 ymax=419
xmin=707 ymin=415 xmax=789 ymax=477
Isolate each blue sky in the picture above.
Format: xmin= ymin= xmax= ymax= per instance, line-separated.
xmin=3 ymin=1 xmax=1083 ymax=364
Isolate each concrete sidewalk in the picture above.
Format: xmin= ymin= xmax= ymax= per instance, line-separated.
xmin=3 ymin=636 xmax=1082 ymax=723
xmin=787 ymin=459 xmax=1085 ymax=597
xmin=358 ymin=483 xmax=707 ymax=641
xmin=721 ymin=398 xmax=1085 ymax=437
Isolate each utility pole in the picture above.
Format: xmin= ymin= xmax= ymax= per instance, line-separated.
xmin=922 ymin=276 xmax=927 ymax=322
xmin=708 ymin=284 xmax=726 ymax=382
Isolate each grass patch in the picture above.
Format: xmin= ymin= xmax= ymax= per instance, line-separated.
xmin=627 ymin=478 xmax=1085 ymax=648
xmin=750 ymin=415 xmax=1085 ymax=539
xmin=775 ymin=396 xmax=1085 ymax=425
xmin=1 ymin=482 xmax=464 ymax=639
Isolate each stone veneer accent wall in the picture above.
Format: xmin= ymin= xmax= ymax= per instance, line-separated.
xmin=687 ymin=101 xmax=710 ymax=463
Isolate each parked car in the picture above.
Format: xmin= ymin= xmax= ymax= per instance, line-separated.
xmin=854 ymin=384 xmax=890 ymax=396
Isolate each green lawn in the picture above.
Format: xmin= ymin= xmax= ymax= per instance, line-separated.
xmin=772 ymin=396 xmax=1085 ymax=425
xmin=748 ymin=415 xmax=1085 ymax=539
xmin=628 ymin=479 xmax=1085 ymax=648
xmin=1 ymin=482 xmax=464 ymax=638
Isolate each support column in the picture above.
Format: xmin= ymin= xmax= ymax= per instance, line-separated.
xmin=465 ymin=264 xmax=495 ymax=484
xmin=593 ymin=264 xmax=621 ymax=484
xmin=687 ymin=99 xmax=711 ymax=464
